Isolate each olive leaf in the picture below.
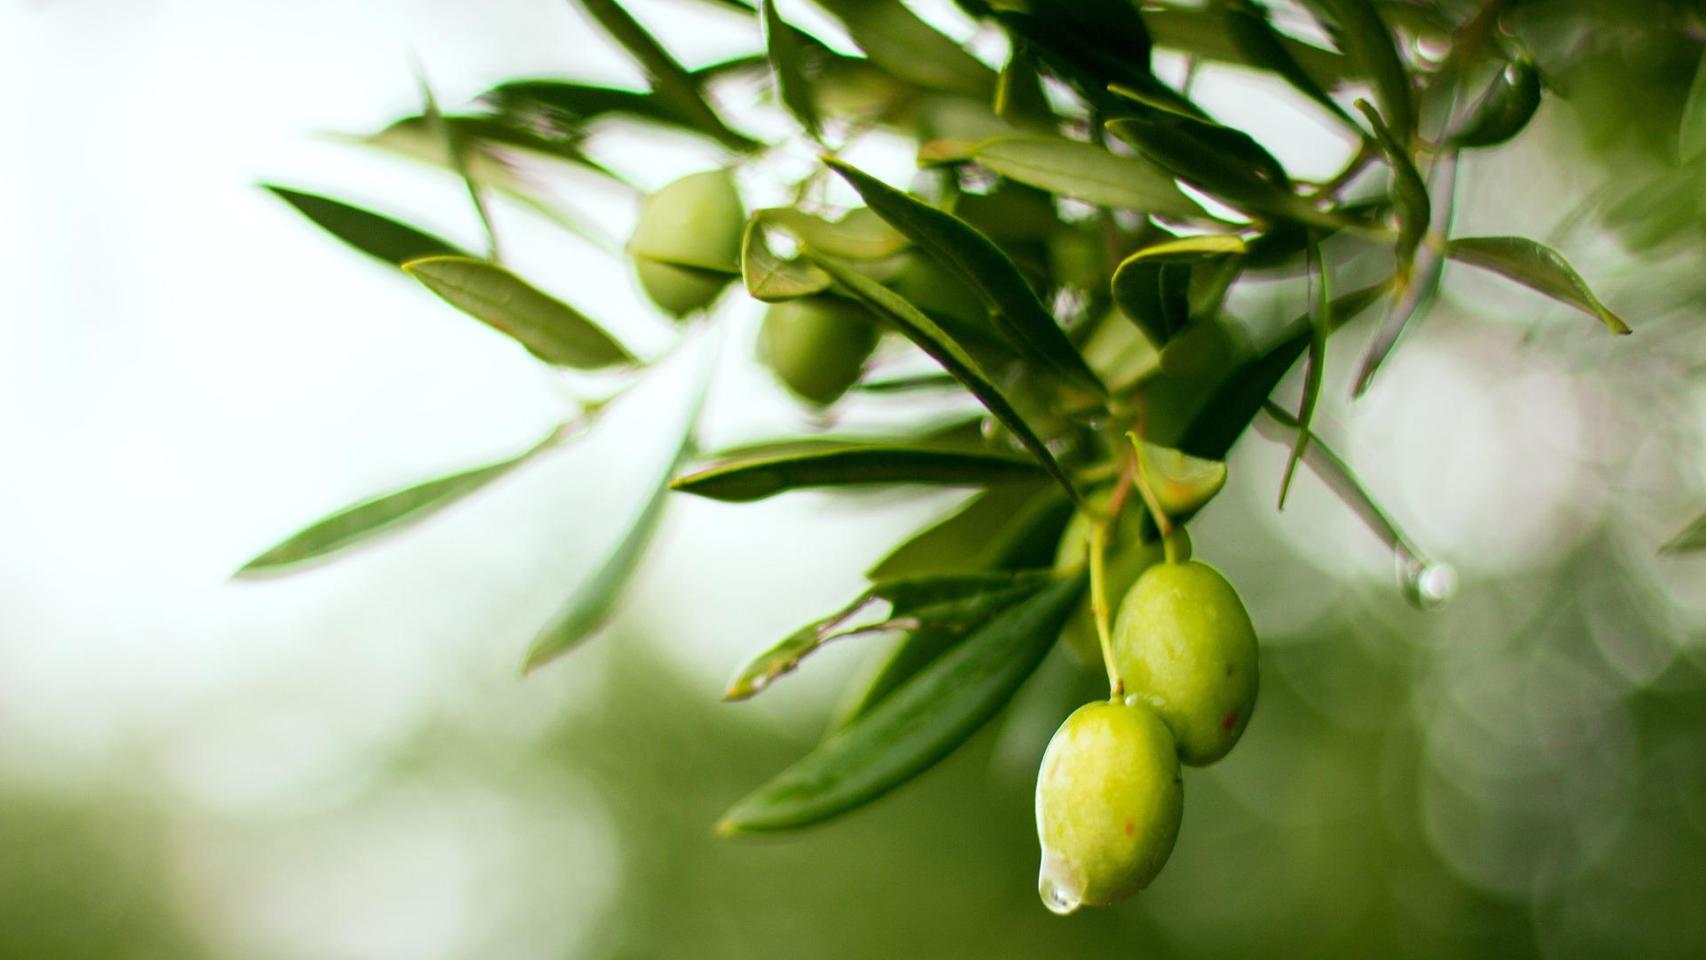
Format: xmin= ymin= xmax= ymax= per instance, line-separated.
xmin=758 ymin=207 xmax=908 ymax=260
xmin=1445 ymin=237 xmax=1631 ymax=335
xmin=717 ymin=571 xmax=1084 ymax=834
xmin=403 ymin=256 xmax=636 ymax=369
xmin=741 ymin=218 xmax=831 ymax=302
xmin=866 ymin=482 xmax=1060 ymax=580
xmin=263 ymin=186 xmax=469 ymax=265
xmin=1449 ymin=60 xmax=1542 ymax=149
xmin=1351 ymin=148 xmax=1458 ymax=397
xmin=1134 ymin=440 xmax=1228 ymax=517
xmin=1279 ymin=237 xmax=1331 ymax=509
xmin=1660 ymin=511 xmax=1706 ymax=555
xmin=1223 ymin=0 xmax=1357 ymax=130
xmin=760 ymin=0 xmax=822 ymax=138
xmin=1682 ymin=53 xmax=1706 ymax=162
xmin=724 ymin=571 xmax=1054 ymax=699
xmin=571 ymin=0 xmax=760 ymax=150
xmin=236 ymin=425 xmax=567 ymax=575
xmin=415 ymin=67 xmax=501 ymax=260
xmin=1356 ymin=99 xmax=1428 ymax=279
xmin=967 ymin=136 xmax=1206 ymax=220
xmin=1302 ymin=0 xmax=1413 ymax=146
xmin=1143 ymin=5 xmax=1353 ymax=90
xmin=987 ymin=1 xmax=1155 ymax=108
xmin=812 ymin=0 xmax=994 ymax=98
xmin=822 ymin=157 xmax=1106 ymax=397
xmin=1111 ymin=235 xmax=1248 ymax=346
xmin=994 ymin=46 xmax=1052 ymax=127
xmin=670 ymin=445 xmax=1046 ymax=502
xmin=803 ymin=252 xmax=1081 ymax=503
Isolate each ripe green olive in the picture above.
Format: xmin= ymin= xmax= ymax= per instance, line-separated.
xmin=1035 ymin=699 xmax=1183 ymax=912
xmin=1112 ymin=560 xmax=1258 ymax=766
xmin=1052 ymin=502 xmax=1191 ymax=668
xmin=758 ymin=296 xmax=880 ymax=406
xmin=628 ymin=169 xmax=745 ymax=318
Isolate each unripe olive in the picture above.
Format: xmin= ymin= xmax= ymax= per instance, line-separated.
xmin=628 ymin=170 xmax=745 ymax=318
xmin=758 ymin=296 xmax=880 ymax=406
xmin=1035 ymin=700 xmax=1183 ymax=913
xmin=1051 ymin=503 xmax=1190 ymax=668
xmin=1113 ymin=560 xmax=1258 ymax=766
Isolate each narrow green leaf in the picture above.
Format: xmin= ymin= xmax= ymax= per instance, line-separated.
xmin=237 ymin=427 xmax=564 ymax=575
xmin=856 ymin=371 xmax=960 ymax=393
xmin=483 ymin=79 xmax=692 ymax=131
xmin=1224 ymin=0 xmax=1357 ymax=129
xmin=1356 ymin=99 xmax=1428 ymax=278
xmin=1143 ymin=6 xmax=1354 ymax=90
xmin=415 ymin=67 xmax=501 ymax=260
xmin=1280 ymin=237 xmax=1330 ymax=508
xmin=1112 ymin=235 xmax=1248 ymax=346
xmin=1304 ymin=0 xmax=1413 ymax=146
xmin=812 ymin=0 xmax=994 ymax=98
xmin=1681 ymin=53 xmax=1706 ymax=162
xmin=1445 ymin=236 xmax=1631 ymax=335
xmin=758 ymin=207 xmax=908 ymax=260
xmin=717 ymin=572 xmax=1084 ymax=833
xmin=866 ymin=481 xmax=1052 ymax=580
xmin=988 ymin=3 xmax=1155 ymax=109
xmin=1134 ymin=441 xmax=1228 ymax=517
xmin=724 ymin=571 xmax=1052 ymax=700
xmin=803 ymin=252 xmax=1081 ymax=503
xmin=1449 ymin=60 xmax=1542 ymax=149
xmin=968 ymin=136 xmax=1207 ymax=219
xmin=1353 ymin=222 xmax=1446 ymax=397
xmin=760 ymin=0 xmax=822 ymax=137
xmin=404 ymin=256 xmax=635 ymax=368
xmin=822 ymin=157 xmax=1105 ymax=396
xmin=741 ymin=218 xmax=831 ymax=302
xmin=1661 ymin=511 xmax=1706 ymax=555
xmin=572 ymin=0 xmax=760 ymax=150
xmin=994 ymin=46 xmax=1053 ymax=127
xmin=670 ymin=445 xmax=1045 ymax=502
xmin=263 ymin=186 xmax=468 ymax=265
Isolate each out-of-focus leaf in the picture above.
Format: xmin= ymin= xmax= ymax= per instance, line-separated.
xmin=263 ymin=186 xmax=469 ymax=265
xmin=1134 ymin=440 xmax=1228 ymax=517
xmin=866 ymin=482 xmax=1052 ymax=579
xmin=236 ymin=426 xmax=565 ymax=575
xmin=1445 ymin=236 xmax=1631 ymax=335
xmin=1356 ymin=100 xmax=1428 ymax=277
xmin=1661 ymin=511 xmax=1706 ymax=554
xmin=1303 ymin=0 xmax=1413 ymax=145
xmin=671 ymin=445 xmax=1045 ymax=502
xmin=1112 ymin=234 xmax=1247 ymax=345
xmin=995 ymin=46 xmax=1053 ymax=127
xmin=724 ymin=571 xmax=1052 ymax=699
xmin=1279 ymin=237 xmax=1330 ymax=508
xmin=1143 ymin=6 xmax=1353 ymax=90
xmin=572 ymin=0 xmax=760 ymax=150
xmin=988 ymin=0 xmax=1154 ymax=108
xmin=760 ymin=0 xmax=822 ymax=137
xmin=968 ymin=136 xmax=1206 ymax=219
xmin=522 ymin=341 xmax=714 ymax=673
xmin=1449 ymin=60 xmax=1542 ymax=148
xmin=812 ymin=0 xmax=994 ymax=98
xmin=1352 ymin=149 xmax=1455 ymax=397
xmin=1177 ymin=279 xmax=1390 ymax=459
xmin=803 ymin=253 xmax=1081 ymax=502
xmin=741 ymin=218 xmax=832 ymax=301
xmin=823 ymin=157 xmax=1105 ymax=396
xmin=415 ymin=68 xmax=501 ymax=260
xmin=403 ymin=256 xmax=635 ymax=368
xmin=483 ymin=79 xmax=690 ymax=131
xmin=1224 ymin=0 xmax=1357 ymax=128
xmin=1682 ymin=53 xmax=1706 ymax=162
xmin=856 ymin=371 xmax=960 ymax=393
xmin=717 ymin=572 xmax=1084 ymax=833
xmin=759 ymin=207 xmax=908 ymax=260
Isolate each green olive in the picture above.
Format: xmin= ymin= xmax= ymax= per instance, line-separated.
xmin=1052 ymin=501 xmax=1191 ymax=668
xmin=629 ymin=170 xmax=745 ymax=318
xmin=1112 ymin=560 xmax=1258 ymax=766
xmin=1035 ymin=699 xmax=1183 ymax=912
xmin=758 ymin=297 xmax=880 ymax=406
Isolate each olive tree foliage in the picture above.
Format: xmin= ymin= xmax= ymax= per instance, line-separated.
xmin=239 ymin=0 xmax=1696 ymax=911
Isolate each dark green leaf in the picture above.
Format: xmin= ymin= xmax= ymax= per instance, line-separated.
xmin=969 ymin=136 xmax=1206 ymax=219
xmin=415 ymin=68 xmax=501 ymax=260
xmin=1303 ymin=0 xmax=1413 ymax=146
xmin=1681 ymin=54 xmax=1706 ymax=162
xmin=237 ymin=427 xmax=564 ymax=575
xmin=571 ymin=0 xmax=759 ymax=150
xmin=741 ymin=218 xmax=832 ymax=302
xmin=994 ymin=46 xmax=1053 ymax=127
xmin=988 ymin=1 xmax=1153 ymax=109
xmin=803 ymin=252 xmax=1081 ymax=503
xmin=717 ymin=572 xmax=1084 ymax=833
xmin=724 ymin=571 xmax=1053 ymax=699
xmin=670 ymin=445 xmax=1045 ymax=502
xmin=483 ymin=79 xmax=691 ymax=131
xmin=1111 ymin=235 xmax=1247 ymax=346
xmin=760 ymin=0 xmax=822 ymax=137
xmin=813 ymin=0 xmax=994 ymax=98
xmin=1356 ymin=99 xmax=1428 ymax=278
xmin=1144 ymin=6 xmax=1354 ymax=90
xmin=1661 ymin=511 xmax=1706 ymax=555
xmin=1279 ymin=237 xmax=1330 ymax=508
xmin=1449 ymin=60 xmax=1542 ymax=149
xmin=1224 ymin=0 xmax=1357 ymax=129
xmin=1445 ymin=236 xmax=1631 ymax=335
xmin=263 ymin=185 xmax=468 ymax=265
xmin=823 ymin=157 xmax=1105 ymax=396
xmin=1353 ymin=224 xmax=1446 ymax=397
xmin=404 ymin=256 xmax=635 ymax=368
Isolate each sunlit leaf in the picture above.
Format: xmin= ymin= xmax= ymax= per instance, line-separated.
xmin=1445 ymin=236 xmax=1631 ymax=335
xmin=1143 ymin=6 xmax=1353 ymax=90
xmin=803 ymin=252 xmax=1081 ymax=503
xmin=1111 ymin=234 xmax=1247 ymax=346
xmin=1303 ymin=0 xmax=1414 ymax=146
xmin=403 ymin=256 xmax=635 ymax=368
xmin=1449 ymin=60 xmax=1542 ymax=149
xmin=823 ymin=157 xmax=1105 ymax=396
xmin=760 ymin=0 xmax=822 ymax=138
xmin=758 ymin=206 xmax=908 ymax=260
xmin=813 ymin=0 xmax=994 ymax=98
xmin=263 ymin=185 xmax=468 ymax=265
xmin=724 ymin=571 xmax=1053 ymax=699
xmin=670 ymin=445 xmax=1046 ymax=502
xmin=1356 ymin=99 xmax=1428 ymax=277
xmin=717 ymin=572 xmax=1084 ymax=833
xmin=968 ymin=136 xmax=1206 ymax=219
xmin=1134 ymin=441 xmax=1228 ymax=517
xmin=1224 ymin=0 xmax=1357 ymax=129
xmin=237 ymin=426 xmax=566 ymax=575
xmin=741 ymin=218 xmax=832 ymax=301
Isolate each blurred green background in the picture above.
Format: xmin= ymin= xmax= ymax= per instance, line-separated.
xmin=5 ymin=0 xmax=1706 ymax=957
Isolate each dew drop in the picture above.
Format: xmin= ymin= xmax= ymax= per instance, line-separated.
xmin=1037 ymin=848 xmax=1084 ymax=916
xmin=1398 ymin=554 xmax=1458 ymax=610
xmin=1412 ymin=31 xmax=1452 ymax=65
